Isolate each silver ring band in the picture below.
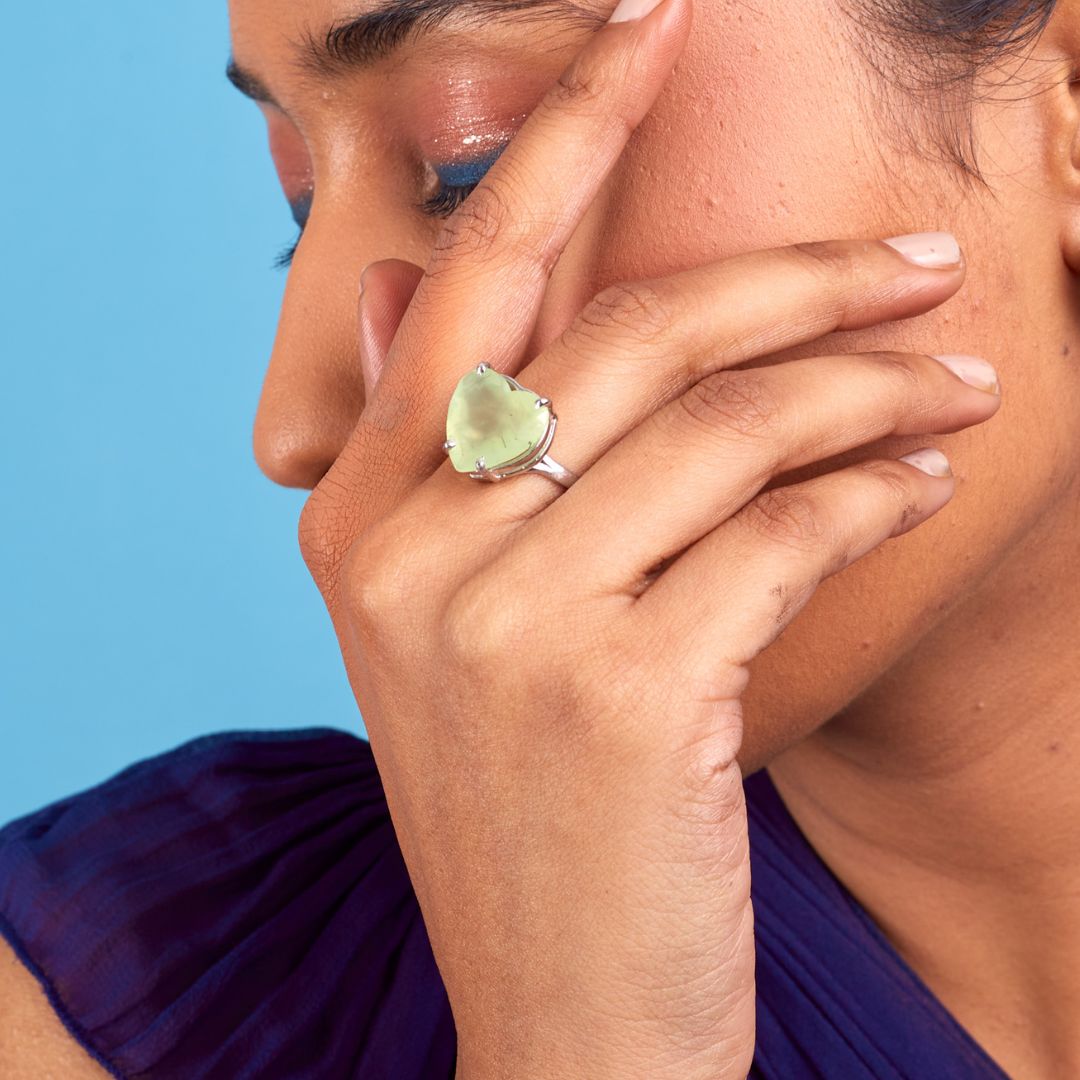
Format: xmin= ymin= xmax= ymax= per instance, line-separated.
xmin=526 ymin=453 xmax=578 ymax=489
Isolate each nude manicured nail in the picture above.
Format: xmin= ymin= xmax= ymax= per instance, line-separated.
xmin=608 ymin=0 xmax=665 ymax=23
xmin=882 ymin=231 xmax=961 ymax=269
xmin=898 ymin=448 xmax=953 ymax=477
xmin=930 ymin=354 xmax=1000 ymax=394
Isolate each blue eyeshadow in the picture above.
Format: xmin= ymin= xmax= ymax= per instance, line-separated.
xmin=288 ymin=191 xmax=313 ymax=229
xmin=434 ymin=144 xmax=508 ymax=188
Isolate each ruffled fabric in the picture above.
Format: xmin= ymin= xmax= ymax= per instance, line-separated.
xmin=745 ymin=771 xmax=1008 ymax=1080
xmin=0 ymin=728 xmax=455 ymax=1079
xmin=0 ymin=726 xmax=1008 ymax=1078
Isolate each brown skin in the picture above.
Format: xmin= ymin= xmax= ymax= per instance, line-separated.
xmin=0 ymin=939 xmax=107 ymax=1078
xmin=3 ymin=0 xmax=1078 ymax=1075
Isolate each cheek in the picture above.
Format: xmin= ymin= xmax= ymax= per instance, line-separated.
xmin=596 ymin=0 xmax=895 ymax=282
xmin=564 ymin=0 xmax=1080 ymax=765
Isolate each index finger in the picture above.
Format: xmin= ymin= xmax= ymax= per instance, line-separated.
xmin=396 ymin=0 xmax=692 ymax=377
xmin=302 ymin=0 xmax=692 ymax=592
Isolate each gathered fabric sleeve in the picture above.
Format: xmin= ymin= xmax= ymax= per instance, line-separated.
xmin=1 ymin=725 xmax=1013 ymax=1079
xmin=0 ymin=727 xmax=457 ymax=1080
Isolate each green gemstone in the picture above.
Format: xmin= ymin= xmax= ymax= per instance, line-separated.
xmin=446 ymin=366 xmax=551 ymax=474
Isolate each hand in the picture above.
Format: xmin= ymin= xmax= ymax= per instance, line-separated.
xmin=298 ymin=0 xmax=1001 ymax=1075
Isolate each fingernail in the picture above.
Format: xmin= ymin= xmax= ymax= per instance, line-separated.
xmin=882 ymin=231 xmax=961 ymax=269
xmin=359 ymin=263 xmax=371 ymax=299
xmin=898 ymin=447 xmax=953 ymax=477
xmin=608 ymin=0 xmax=665 ymax=23
xmin=929 ymin=353 xmax=1000 ymax=394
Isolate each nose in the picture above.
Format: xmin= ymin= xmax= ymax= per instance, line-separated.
xmin=252 ymin=195 xmax=599 ymax=491
xmin=252 ymin=351 xmax=365 ymax=490
xmin=252 ymin=231 xmax=368 ymax=490
xmin=252 ymin=185 xmax=437 ymax=490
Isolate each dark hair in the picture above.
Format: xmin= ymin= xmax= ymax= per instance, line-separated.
xmin=841 ymin=0 xmax=1060 ymax=189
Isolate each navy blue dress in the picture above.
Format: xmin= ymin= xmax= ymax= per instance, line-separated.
xmin=0 ymin=727 xmax=1007 ymax=1078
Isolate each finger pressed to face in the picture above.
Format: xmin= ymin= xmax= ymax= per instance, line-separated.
xmin=299 ymin=0 xmax=693 ymax=603
xmin=511 ymin=344 xmax=999 ymax=593
xmin=418 ymin=234 xmax=968 ymax=524
xmin=635 ymin=451 xmax=958 ymax=697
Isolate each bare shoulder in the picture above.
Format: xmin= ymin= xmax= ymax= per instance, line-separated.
xmin=0 ymin=937 xmax=110 ymax=1079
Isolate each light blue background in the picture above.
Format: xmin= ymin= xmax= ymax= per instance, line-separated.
xmin=0 ymin=5 xmax=362 ymax=822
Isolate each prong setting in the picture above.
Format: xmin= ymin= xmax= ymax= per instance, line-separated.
xmin=447 ymin=363 xmax=569 ymax=484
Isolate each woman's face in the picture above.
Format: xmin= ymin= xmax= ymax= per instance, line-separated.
xmin=229 ymin=0 xmax=1079 ymax=769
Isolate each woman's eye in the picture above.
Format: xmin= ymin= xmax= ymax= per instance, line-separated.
xmin=418 ymin=144 xmax=508 ymax=219
xmin=273 ymin=143 xmax=510 ymax=269
xmin=274 ymin=236 xmax=301 ymax=271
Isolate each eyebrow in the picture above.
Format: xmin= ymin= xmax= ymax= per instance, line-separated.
xmin=227 ymin=0 xmax=601 ymax=101
xmin=226 ymin=61 xmax=276 ymax=105
xmin=309 ymin=0 xmax=601 ymax=74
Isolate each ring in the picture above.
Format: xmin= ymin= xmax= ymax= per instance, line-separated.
xmin=443 ymin=363 xmax=579 ymax=488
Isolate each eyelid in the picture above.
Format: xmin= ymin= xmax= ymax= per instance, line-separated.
xmin=416 ymin=141 xmax=508 ymax=218
xmin=289 ymin=192 xmax=313 ymax=230
xmin=265 ymin=109 xmax=314 ymax=208
xmin=434 ymin=143 xmax=508 ymax=187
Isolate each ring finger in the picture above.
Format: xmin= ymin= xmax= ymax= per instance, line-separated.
xmin=503 ymin=345 xmax=1000 ymax=592
xmin=424 ymin=232 xmax=968 ymax=532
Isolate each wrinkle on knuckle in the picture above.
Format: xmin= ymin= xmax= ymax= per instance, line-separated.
xmin=427 ymin=180 xmax=515 ymax=274
xmin=298 ymin=487 xmax=351 ymax=598
xmin=539 ymin=41 xmax=639 ymax=143
xmin=873 ymin=351 xmax=926 ymax=392
xmin=678 ymin=371 xmax=784 ymax=442
xmin=572 ymin=280 xmax=678 ymax=353
xmin=747 ymin=486 xmax=831 ymax=552
xmin=550 ymin=53 xmax=609 ymax=115
xmin=787 ymin=240 xmax=874 ymax=327
xmin=790 ymin=239 xmax=858 ymax=284
xmin=766 ymin=577 xmax=817 ymax=628
xmin=858 ymin=458 xmax=921 ymax=517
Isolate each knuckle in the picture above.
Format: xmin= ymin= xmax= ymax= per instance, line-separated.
xmin=428 ymin=178 xmax=515 ymax=273
xmin=789 ymin=239 xmax=860 ymax=286
xmin=535 ymin=39 xmax=635 ymax=140
xmin=783 ymin=239 xmax=880 ymax=331
xmin=745 ymin=485 xmax=832 ymax=552
xmin=856 ymin=459 xmax=923 ymax=527
xmin=571 ymin=279 xmax=679 ymax=351
xmin=339 ymin=525 xmax=420 ymax=636
xmin=441 ymin=575 xmax=532 ymax=670
xmin=549 ymin=51 xmax=610 ymax=115
xmin=873 ymin=351 xmax=927 ymax=393
xmin=678 ymin=371 xmax=784 ymax=442
xmin=297 ymin=483 xmax=355 ymax=605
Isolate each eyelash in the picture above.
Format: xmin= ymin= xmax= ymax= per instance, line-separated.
xmin=274 ymin=238 xmax=300 ymax=270
xmin=272 ymin=178 xmax=482 ymax=271
xmin=417 ymin=181 xmax=480 ymax=219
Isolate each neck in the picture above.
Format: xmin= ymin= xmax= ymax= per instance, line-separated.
xmin=768 ymin=478 xmax=1080 ymax=1080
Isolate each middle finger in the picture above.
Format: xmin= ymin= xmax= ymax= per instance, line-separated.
xmin=423 ymin=231 xmax=969 ymax=525
xmin=519 ymin=342 xmax=1001 ymax=593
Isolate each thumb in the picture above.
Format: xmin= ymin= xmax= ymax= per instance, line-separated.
xmin=358 ymin=258 xmax=425 ymax=399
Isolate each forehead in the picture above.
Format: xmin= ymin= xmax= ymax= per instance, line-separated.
xmin=228 ymin=0 xmax=338 ymax=63
xmin=228 ymin=0 xmax=600 ymax=68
